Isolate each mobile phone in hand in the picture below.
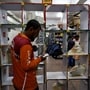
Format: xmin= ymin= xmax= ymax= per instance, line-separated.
xmin=43 ymin=53 xmax=49 ymax=58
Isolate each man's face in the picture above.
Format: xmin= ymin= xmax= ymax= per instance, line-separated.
xmin=29 ymin=29 xmax=40 ymax=42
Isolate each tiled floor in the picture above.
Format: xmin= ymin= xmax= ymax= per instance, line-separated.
xmin=0 ymin=56 xmax=90 ymax=90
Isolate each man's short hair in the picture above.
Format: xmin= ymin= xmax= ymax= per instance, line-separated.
xmin=25 ymin=19 xmax=41 ymax=31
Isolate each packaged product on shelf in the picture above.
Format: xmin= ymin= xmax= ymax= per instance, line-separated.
xmin=69 ymin=64 xmax=86 ymax=76
xmin=52 ymin=81 xmax=65 ymax=90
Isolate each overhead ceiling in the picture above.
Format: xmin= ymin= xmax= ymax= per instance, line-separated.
xmin=0 ymin=0 xmax=87 ymax=4
xmin=0 ymin=0 xmax=88 ymax=24
xmin=0 ymin=0 xmax=31 ymax=2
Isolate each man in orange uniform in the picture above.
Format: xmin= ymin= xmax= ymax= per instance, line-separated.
xmin=11 ymin=19 xmax=46 ymax=90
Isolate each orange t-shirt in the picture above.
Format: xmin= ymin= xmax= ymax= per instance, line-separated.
xmin=11 ymin=33 xmax=42 ymax=90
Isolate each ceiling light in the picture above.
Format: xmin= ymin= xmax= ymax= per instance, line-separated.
xmin=56 ymin=12 xmax=63 ymax=18
xmin=52 ymin=0 xmax=70 ymax=4
xmin=84 ymin=0 xmax=90 ymax=4
xmin=35 ymin=11 xmax=43 ymax=17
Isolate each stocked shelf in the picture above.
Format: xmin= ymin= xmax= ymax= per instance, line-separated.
xmin=68 ymin=72 xmax=88 ymax=80
xmin=0 ymin=2 xmax=46 ymax=89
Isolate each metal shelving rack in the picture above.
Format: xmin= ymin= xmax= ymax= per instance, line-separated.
xmin=0 ymin=2 xmax=46 ymax=90
xmin=44 ymin=4 xmax=90 ymax=90
xmin=0 ymin=2 xmax=90 ymax=90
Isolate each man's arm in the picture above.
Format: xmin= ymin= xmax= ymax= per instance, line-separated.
xmin=20 ymin=44 xmax=42 ymax=71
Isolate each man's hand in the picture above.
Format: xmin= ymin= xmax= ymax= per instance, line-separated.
xmin=40 ymin=53 xmax=49 ymax=61
xmin=41 ymin=56 xmax=46 ymax=61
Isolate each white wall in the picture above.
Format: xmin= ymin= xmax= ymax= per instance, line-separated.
xmin=8 ymin=29 xmax=21 ymax=44
xmin=46 ymin=12 xmax=67 ymax=30
xmin=46 ymin=18 xmax=60 ymax=26
xmin=80 ymin=11 xmax=88 ymax=29
xmin=62 ymin=12 xmax=67 ymax=30
xmin=0 ymin=9 xmax=7 ymax=24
